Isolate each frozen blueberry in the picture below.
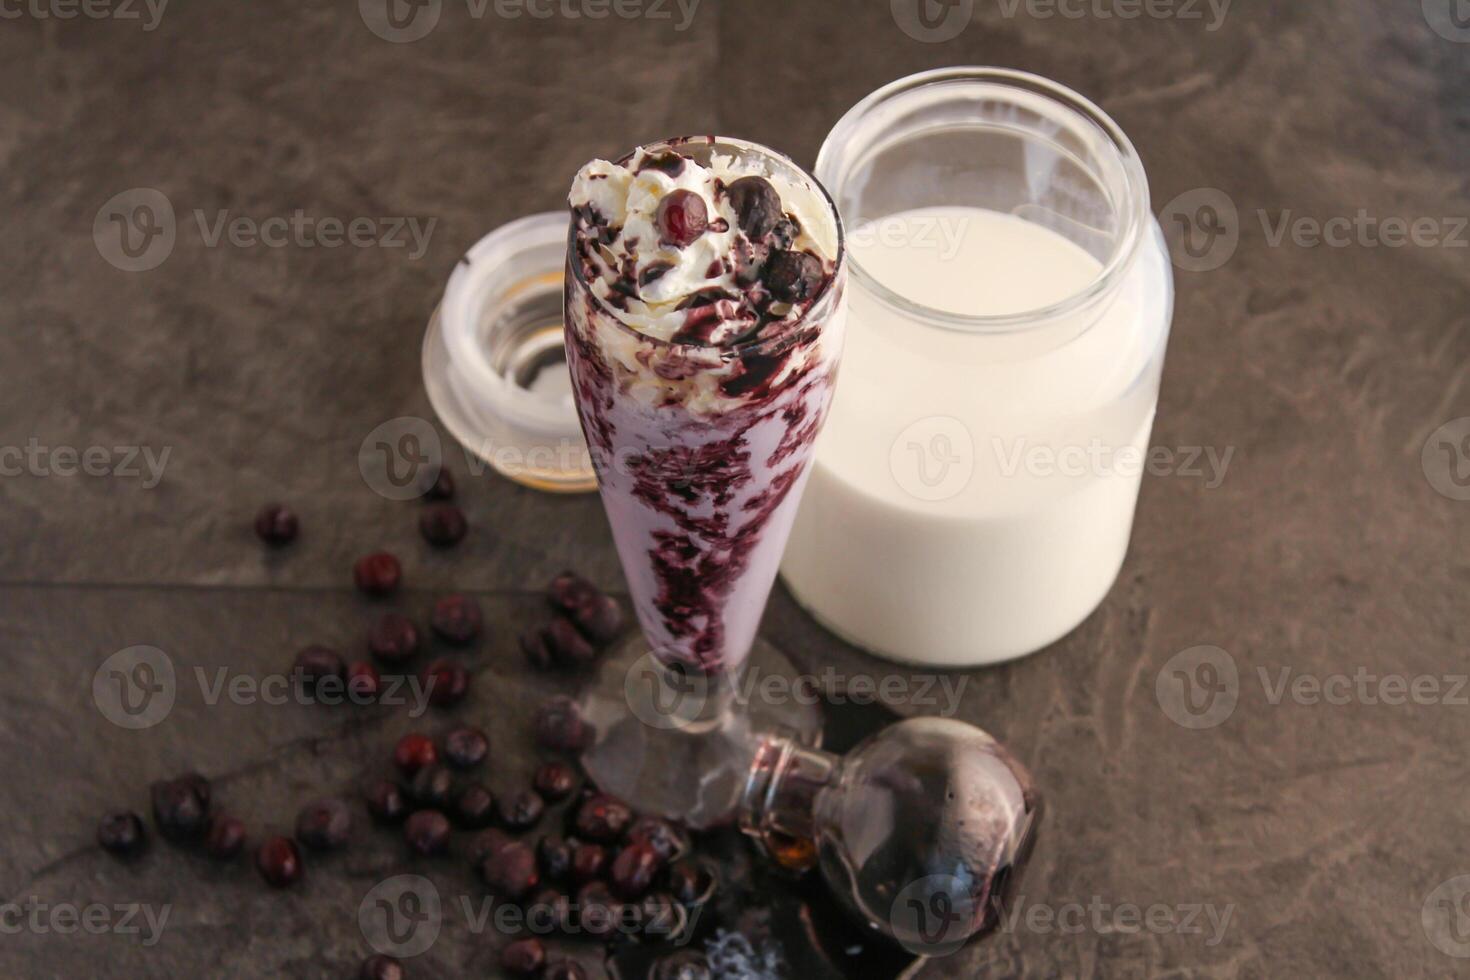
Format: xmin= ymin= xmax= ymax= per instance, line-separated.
xmin=368 ymin=613 xmax=420 ymax=663
xmin=481 ymin=840 xmax=539 ymax=899
xmin=364 ymin=779 xmax=408 ymax=824
xmin=609 ymin=840 xmax=662 ymax=899
xmin=569 ymin=594 xmax=623 ymax=646
xmin=430 ymin=594 xmax=482 ymax=645
xmin=346 ymin=661 xmax=382 ymax=700
xmin=408 ymin=765 xmax=455 ymax=810
xmin=655 ymin=190 xmax=709 ymax=248
xmin=572 ymin=793 xmax=632 ymax=843
xmin=97 ymin=811 xmax=147 ymax=858
xmin=533 ymin=761 xmax=578 ymax=802
xmin=354 ymin=552 xmax=402 ymax=596
xmin=571 ymin=842 xmax=609 ymax=884
xmin=204 ymin=814 xmax=247 ymax=860
xmin=419 ymin=503 xmax=467 ymax=547
xmin=256 ymin=836 xmax=302 ymax=887
xmin=547 ymin=571 xmax=599 ymax=613
xmin=497 ymin=789 xmax=545 ymax=832
xmin=576 ymin=881 xmax=620 ymax=939
xmin=359 ymin=954 xmax=404 ymax=980
xmin=253 ymin=504 xmax=299 ymax=546
xmin=628 ymin=816 xmax=688 ymax=863
xmin=547 ymin=616 xmax=596 ymax=668
xmin=404 ymin=810 xmax=452 ymax=857
xmin=537 ymin=835 xmax=574 ymax=882
xmin=441 ymin=725 xmax=489 ymax=769
xmin=534 ymin=696 xmax=592 ymax=753
xmin=469 ymin=827 xmax=513 ymax=865
xmin=423 ymin=659 xmax=470 ymax=707
xmin=452 ymin=784 xmax=495 ymax=829
xmin=296 ymin=798 xmax=352 ymax=850
xmin=392 ymin=733 xmax=438 ymax=774
xmin=151 ymin=777 xmax=209 ymax=842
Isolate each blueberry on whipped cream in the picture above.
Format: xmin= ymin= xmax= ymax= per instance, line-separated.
xmin=568 ymin=142 xmax=838 ymax=348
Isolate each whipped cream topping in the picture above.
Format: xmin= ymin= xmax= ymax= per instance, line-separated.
xmin=568 ymin=143 xmax=838 ymax=347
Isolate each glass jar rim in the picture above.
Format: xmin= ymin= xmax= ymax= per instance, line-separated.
xmin=565 ymin=134 xmax=847 ymax=357
xmin=815 ymin=67 xmax=1151 ymax=333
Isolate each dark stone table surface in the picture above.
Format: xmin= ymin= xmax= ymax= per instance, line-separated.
xmin=2 ymin=0 xmax=1466 ymax=976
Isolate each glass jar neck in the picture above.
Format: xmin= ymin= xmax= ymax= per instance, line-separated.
xmin=738 ymin=734 xmax=839 ymax=841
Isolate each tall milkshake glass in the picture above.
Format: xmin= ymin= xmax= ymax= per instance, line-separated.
xmin=564 ymin=136 xmax=846 ymax=826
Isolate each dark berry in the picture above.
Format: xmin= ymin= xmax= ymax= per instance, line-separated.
xmin=481 ymin=841 xmax=539 ymax=899
xmin=533 ymin=761 xmax=578 ymax=802
xmin=666 ymin=858 xmax=718 ymax=907
xmin=610 ymin=840 xmax=661 ymax=900
xmin=569 ymin=594 xmax=623 ymax=646
xmin=500 ymin=937 xmax=547 ymax=977
xmin=295 ymin=798 xmax=352 ymax=850
xmin=423 ymin=659 xmax=470 ymax=707
xmin=346 ymin=661 xmax=382 ymax=700
xmin=151 ymin=777 xmax=208 ymax=842
xmin=573 ymin=793 xmax=632 ymax=843
xmin=537 ymin=835 xmax=574 ymax=882
xmin=576 ymin=881 xmax=620 ymax=938
xmin=441 ymin=725 xmax=489 ymax=769
xmin=254 ymin=503 xmax=299 ymax=546
xmin=520 ymin=626 xmax=555 ymax=671
xmin=547 ymin=571 xmax=599 ymax=612
xmin=364 ymin=779 xmax=408 ymax=823
xmin=497 ymin=789 xmax=545 ymax=832
xmin=534 ymin=696 xmax=592 ymax=753
xmin=360 ymin=953 xmax=405 ymax=980
xmin=725 ymin=176 xmax=782 ymax=239
xmin=525 ymin=888 xmax=574 ymax=935
xmin=469 ymin=827 xmax=513 ymax=865
xmin=408 ymin=765 xmax=455 ymax=810
xmin=571 ymin=842 xmax=609 ymax=884
xmin=545 ymin=961 xmax=588 ymax=980
xmin=292 ymin=645 xmax=345 ymax=691
xmin=652 ymin=952 xmax=710 ymax=980
xmin=368 ymin=613 xmax=420 ymax=663
xmin=430 ymin=594 xmax=482 ymax=645
xmin=178 ymin=771 xmax=213 ymax=810
xmin=204 ymin=814 xmax=247 ymax=860
xmin=452 ymin=784 xmax=495 ymax=829
xmin=403 ymin=810 xmax=451 ymax=857
xmin=418 ymin=503 xmax=467 ymax=547
xmin=547 ymin=616 xmax=596 ymax=668
xmin=764 ymin=249 xmax=825 ymax=303
xmin=655 ymin=190 xmax=709 ymax=248
xmin=423 ymin=467 xmax=455 ymax=500
xmin=256 ymin=836 xmax=302 ymax=887
xmin=354 ymin=552 xmax=402 ymax=596
xmin=393 ymin=733 xmax=439 ymax=774
xmin=628 ymin=816 xmax=688 ymax=863
xmin=97 ymin=811 xmax=146 ymax=858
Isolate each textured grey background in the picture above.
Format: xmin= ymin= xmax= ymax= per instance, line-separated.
xmin=1 ymin=0 xmax=1468 ymax=977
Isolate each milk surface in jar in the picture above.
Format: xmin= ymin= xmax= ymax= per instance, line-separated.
xmin=781 ymin=69 xmax=1175 ymax=667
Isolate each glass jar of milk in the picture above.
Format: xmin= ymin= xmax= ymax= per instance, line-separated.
xmin=782 ymin=68 xmax=1174 ymax=667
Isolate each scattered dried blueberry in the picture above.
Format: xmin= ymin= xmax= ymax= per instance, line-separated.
xmin=569 ymin=593 xmax=624 ymax=645
xmin=666 ymin=858 xmax=718 ymax=907
xmin=403 ymin=810 xmax=452 ymax=857
xmin=292 ymin=645 xmax=345 ymax=691
xmin=419 ymin=503 xmax=467 ymax=547
xmin=360 ymin=953 xmax=405 ymax=980
xmin=97 ymin=811 xmax=147 ymax=858
xmin=576 ymin=881 xmax=620 ymax=938
xmin=764 ymin=249 xmax=825 ymax=303
xmin=468 ymin=827 xmax=513 ymax=865
xmin=726 ymin=175 xmax=782 ymax=239
xmin=423 ymin=467 xmax=455 ymax=501
xmin=547 ymin=571 xmax=599 ymax=612
xmin=296 ymin=798 xmax=352 ymax=851
xmin=545 ymin=961 xmax=589 ymax=980
xmin=497 ymin=789 xmax=545 ymax=832
xmin=610 ymin=840 xmax=662 ymax=900
xmin=628 ymin=816 xmax=688 ymax=864
xmin=354 ymin=552 xmax=402 ymax=596
xmin=534 ymin=696 xmax=592 ymax=753
xmin=441 ymin=725 xmax=489 ymax=769
xmin=481 ymin=840 xmax=539 ymax=899
xmin=346 ymin=661 xmax=382 ymax=700
xmin=430 ymin=594 xmax=482 ymax=645
xmin=368 ymin=613 xmax=420 ymax=663
xmin=256 ymin=836 xmax=303 ymax=887
xmin=151 ymin=777 xmax=209 ymax=842
xmin=520 ymin=626 xmax=556 ymax=671
xmin=571 ymin=842 xmax=609 ymax=884
xmin=204 ymin=814 xmax=247 ymax=860
xmin=655 ymin=189 xmax=709 ymax=249
xmin=452 ymin=784 xmax=495 ymax=829
xmin=365 ymin=779 xmax=408 ymax=824
xmin=547 ymin=616 xmax=596 ymax=668
xmin=392 ymin=733 xmax=439 ymax=775
xmin=537 ymin=835 xmax=573 ymax=882
xmin=533 ymin=761 xmax=578 ymax=802
xmin=254 ymin=504 xmax=299 ymax=546
xmin=500 ymin=937 xmax=547 ymax=977
xmin=573 ymin=793 xmax=632 ymax=843
xmin=408 ymin=765 xmax=455 ymax=810
xmin=423 ymin=659 xmax=470 ymax=707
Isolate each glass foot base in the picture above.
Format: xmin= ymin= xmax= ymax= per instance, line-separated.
xmin=578 ymin=635 xmax=823 ymax=829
